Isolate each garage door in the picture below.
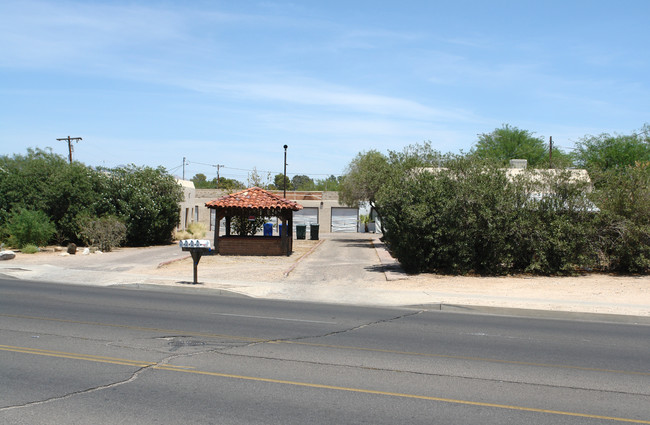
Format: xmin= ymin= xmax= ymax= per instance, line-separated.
xmin=331 ymin=207 xmax=358 ymax=232
xmin=293 ymin=207 xmax=319 ymax=232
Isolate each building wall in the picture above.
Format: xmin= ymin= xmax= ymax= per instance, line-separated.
xmin=176 ymin=179 xmax=197 ymax=230
xmin=191 ymin=189 xmax=360 ymax=236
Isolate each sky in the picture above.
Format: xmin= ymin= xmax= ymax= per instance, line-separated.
xmin=1 ymin=1 xmax=649 ymax=183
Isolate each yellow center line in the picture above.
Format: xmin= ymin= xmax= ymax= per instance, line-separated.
xmin=1 ymin=344 xmax=648 ymax=424
xmin=3 ymin=313 xmax=648 ymax=377
xmin=0 ymin=344 xmax=153 ymax=367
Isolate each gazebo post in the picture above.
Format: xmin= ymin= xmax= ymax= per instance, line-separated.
xmin=213 ymin=218 xmax=220 ymax=253
xmin=213 ymin=212 xmax=224 ymax=253
xmin=288 ymin=211 xmax=293 ymax=256
xmin=280 ymin=214 xmax=287 ymax=255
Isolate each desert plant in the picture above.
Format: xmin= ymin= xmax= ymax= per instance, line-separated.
xmin=77 ymin=215 xmax=126 ymax=252
xmin=7 ymin=209 xmax=56 ymax=248
xmin=174 ymin=229 xmax=192 ymax=240
xmin=21 ymin=244 xmax=39 ymax=254
xmin=186 ymin=222 xmax=207 ymax=238
xmin=359 ymin=214 xmax=372 ymax=232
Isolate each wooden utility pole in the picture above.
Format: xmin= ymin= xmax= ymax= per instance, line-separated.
xmin=216 ymin=164 xmax=224 ymax=188
xmin=549 ymin=136 xmax=553 ymax=168
xmin=56 ymin=136 xmax=82 ymax=164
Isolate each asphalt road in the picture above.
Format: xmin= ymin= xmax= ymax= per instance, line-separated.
xmin=1 ymin=279 xmax=649 ymax=424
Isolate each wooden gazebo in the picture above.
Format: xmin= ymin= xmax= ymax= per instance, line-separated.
xmin=205 ymin=187 xmax=303 ymax=256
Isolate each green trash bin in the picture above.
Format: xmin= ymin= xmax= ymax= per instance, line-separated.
xmin=310 ymin=224 xmax=320 ymax=240
xmin=296 ymin=224 xmax=307 ymax=240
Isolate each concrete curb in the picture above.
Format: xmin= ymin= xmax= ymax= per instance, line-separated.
xmin=370 ymin=238 xmax=408 ymax=281
xmin=157 ymin=254 xmax=191 ymax=268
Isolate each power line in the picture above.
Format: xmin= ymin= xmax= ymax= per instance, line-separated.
xmin=185 ymin=160 xmax=341 ymax=177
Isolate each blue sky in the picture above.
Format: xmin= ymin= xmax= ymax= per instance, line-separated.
xmin=1 ymin=1 xmax=648 ymax=183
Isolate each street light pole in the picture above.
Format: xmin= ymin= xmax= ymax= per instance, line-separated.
xmin=283 ymin=145 xmax=288 ymax=198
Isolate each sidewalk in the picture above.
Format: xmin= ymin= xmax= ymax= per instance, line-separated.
xmin=1 ymin=234 xmax=649 ymax=321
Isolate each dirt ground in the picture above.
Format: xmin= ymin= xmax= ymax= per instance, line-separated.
xmin=2 ymin=238 xmax=649 ymax=316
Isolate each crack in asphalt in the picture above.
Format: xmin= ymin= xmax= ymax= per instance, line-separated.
xmin=0 ymin=339 xmax=252 ymax=411
xmin=266 ymin=309 xmax=425 ymax=344
xmin=2 ymin=308 xmax=647 ymax=411
xmin=0 ymin=341 xmax=246 ymax=412
xmin=0 ymin=364 xmax=152 ymax=412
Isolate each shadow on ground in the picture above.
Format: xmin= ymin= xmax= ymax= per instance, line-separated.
xmin=330 ymin=238 xmax=376 ymax=248
xmin=364 ymin=264 xmax=405 ymax=274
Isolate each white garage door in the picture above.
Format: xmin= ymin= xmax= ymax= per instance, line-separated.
xmin=331 ymin=207 xmax=358 ymax=233
xmin=293 ymin=207 xmax=319 ymax=232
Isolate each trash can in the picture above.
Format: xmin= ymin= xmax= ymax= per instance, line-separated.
xmin=296 ymin=224 xmax=307 ymax=240
xmin=310 ymin=224 xmax=320 ymax=240
xmin=278 ymin=223 xmax=283 ymax=237
xmin=263 ymin=222 xmax=273 ymax=236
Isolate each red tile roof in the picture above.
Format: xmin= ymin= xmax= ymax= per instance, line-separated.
xmin=205 ymin=187 xmax=303 ymax=211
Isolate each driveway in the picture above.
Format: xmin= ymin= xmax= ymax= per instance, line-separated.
xmin=286 ymin=233 xmax=391 ymax=283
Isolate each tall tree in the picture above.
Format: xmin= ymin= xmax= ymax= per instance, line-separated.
xmin=191 ymin=173 xmax=216 ymax=189
xmin=314 ymin=175 xmax=341 ymax=191
xmin=292 ymin=175 xmax=314 ymax=190
xmin=472 ymin=124 xmax=571 ymax=168
xmin=273 ymin=173 xmax=293 ymax=191
xmin=339 ymin=150 xmax=391 ymax=228
xmin=218 ymin=178 xmax=245 ymax=191
xmin=572 ymin=125 xmax=650 ymax=174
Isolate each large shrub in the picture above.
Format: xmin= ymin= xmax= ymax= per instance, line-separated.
xmin=1 ymin=151 xmax=185 ymax=248
xmin=6 ymin=209 xmax=56 ymax=248
xmin=0 ymin=149 xmax=105 ymax=244
xmin=97 ymin=165 xmax=183 ymax=246
xmin=589 ymin=162 xmax=650 ymax=272
xmin=377 ymin=157 xmax=599 ymax=275
xmin=378 ymin=158 xmax=519 ymax=274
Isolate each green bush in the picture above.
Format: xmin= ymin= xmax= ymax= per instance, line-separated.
xmin=21 ymin=244 xmax=39 ymax=254
xmin=588 ymin=163 xmax=650 ymax=273
xmin=0 ymin=149 xmax=105 ymax=244
xmin=97 ymin=165 xmax=183 ymax=246
xmin=77 ymin=215 xmax=127 ymax=252
xmin=7 ymin=209 xmax=56 ymax=248
xmin=377 ymin=157 xmax=599 ymax=275
xmin=594 ymin=213 xmax=650 ymax=273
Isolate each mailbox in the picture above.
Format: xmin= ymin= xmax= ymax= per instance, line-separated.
xmin=179 ymin=239 xmax=214 ymax=284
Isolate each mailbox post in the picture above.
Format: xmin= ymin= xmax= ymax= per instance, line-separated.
xmin=179 ymin=239 xmax=215 ymax=284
